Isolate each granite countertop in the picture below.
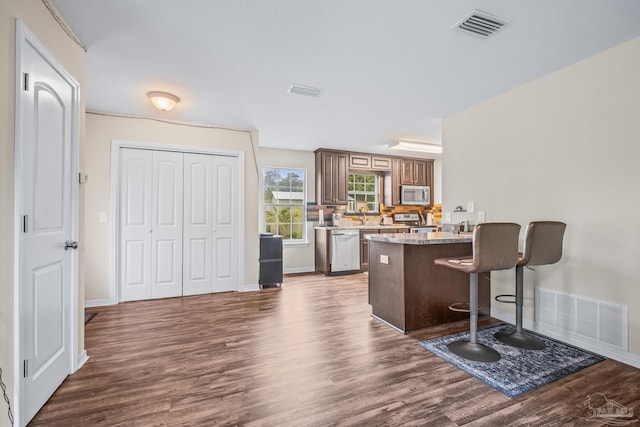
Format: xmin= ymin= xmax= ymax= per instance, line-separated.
xmin=314 ymin=225 xmax=410 ymax=230
xmin=365 ymin=231 xmax=473 ymax=245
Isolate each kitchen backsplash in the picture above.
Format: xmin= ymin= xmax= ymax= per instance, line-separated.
xmin=307 ymin=203 xmax=442 ymax=225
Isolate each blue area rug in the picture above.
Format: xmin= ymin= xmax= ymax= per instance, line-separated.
xmin=420 ymin=324 xmax=605 ymax=398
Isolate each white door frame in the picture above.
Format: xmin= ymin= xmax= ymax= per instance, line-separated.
xmin=109 ymin=139 xmax=245 ymax=304
xmin=13 ymin=20 xmax=80 ymax=426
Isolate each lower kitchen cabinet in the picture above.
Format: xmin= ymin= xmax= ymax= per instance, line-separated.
xmin=360 ymin=229 xmax=379 ymax=271
xmin=360 ymin=228 xmax=409 ymax=271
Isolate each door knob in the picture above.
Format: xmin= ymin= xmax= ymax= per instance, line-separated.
xmin=64 ymin=240 xmax=78 ymax=250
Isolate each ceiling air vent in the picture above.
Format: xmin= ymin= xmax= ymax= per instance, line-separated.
xmin=288 ymin=84 xmax=324 ymax=97
xmin=454 ymin=10 xmax=508 ymax=38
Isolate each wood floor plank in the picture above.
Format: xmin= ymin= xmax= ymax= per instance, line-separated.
xmin=29 ymin=273 xmax=639 ymax=426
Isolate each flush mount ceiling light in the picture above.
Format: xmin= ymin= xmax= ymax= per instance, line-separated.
xmin=288 ymin=84 xmax=324 ymax=97
xmin=389 ymin=140 xmax=443 ymax=154
xmin=147 ymin=91 xmax=180 ymax=111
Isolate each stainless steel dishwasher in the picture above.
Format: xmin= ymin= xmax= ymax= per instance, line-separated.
xmin=330 ymin=229 xmax=360 ymax=273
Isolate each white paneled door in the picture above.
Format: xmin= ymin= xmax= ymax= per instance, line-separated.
xmin=119 ymin=148 xmax=153 ymax=301
xmin=211 ymin=155 xmax=240 ymax=293
xmin=183 ymin=153 xmax=213 ymax=296
xmin=151 ymin=151 xmax=184 ymax=299
xmin=120 ymin=148 xmax=239 ymax=301
xmin=19 ymin=24 xmax=77 ymax=424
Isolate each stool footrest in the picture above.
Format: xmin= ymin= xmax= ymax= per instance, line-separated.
xmin=495 ymin=294 xmax=516 ymax=304
xmin=448 ymin=302 xmax=471 ymax=313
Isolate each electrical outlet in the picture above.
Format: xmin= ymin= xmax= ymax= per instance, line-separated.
xmin=445 ymin=212 xmax=452 ymax=222
xmin=478 ymin=211 xmax=486 ymax=222
xmin=467 ymin=201 xmax=475 ymax=213
xmin=380 ymin=255 xmax=389 ymax=264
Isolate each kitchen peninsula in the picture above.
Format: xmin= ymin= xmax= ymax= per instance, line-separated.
xmin=366 ymin=232 xmax=490 ymax=333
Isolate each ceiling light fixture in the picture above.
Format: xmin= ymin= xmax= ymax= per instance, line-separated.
xmin=388 ymin=140 xmax=443 ymax=154
xmin=147 ymin=91 xmax=180 ymax=111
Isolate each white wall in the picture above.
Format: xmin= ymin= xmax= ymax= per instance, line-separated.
xmin=1 ymin=1 xmax=86 ymax=426
xmin=84 ymin=113 xmax=260 ymax=303
xmin=442 ymin=37 xmax=640 ymax=356
xmin=259 ymin=148 xmax=316 ymax=273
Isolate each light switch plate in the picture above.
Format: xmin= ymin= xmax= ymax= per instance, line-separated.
xmin=445 ymin=212 xmax=452 ymax=222
xmin=467 ymin=201 xmax=475 ymax=213
xmin=478 ymin=211 xmax=486 ymax=222
xmin=99 ymin=212 xmax=108 ymax=222
xmin=380 ymin=254 xmax=389 ymax=264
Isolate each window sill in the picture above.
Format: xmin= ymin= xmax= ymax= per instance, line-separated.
xmin=283 ymin=240 xmax=309 ymax=248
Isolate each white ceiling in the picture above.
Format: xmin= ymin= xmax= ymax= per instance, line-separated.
xmin=51 ymin=0 xmax=640 ymax=156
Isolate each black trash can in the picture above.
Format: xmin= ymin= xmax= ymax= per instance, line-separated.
xmin=259 ymin=233 xmax=283 ymax=288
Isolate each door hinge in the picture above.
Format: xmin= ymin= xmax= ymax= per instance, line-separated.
xmin=23 ymin=215 xmax=28 ymax=233
xmin=23 ymin=360 xmax=28 ymax=378
xmin=23 ymin=72 xmax=29 ymax=91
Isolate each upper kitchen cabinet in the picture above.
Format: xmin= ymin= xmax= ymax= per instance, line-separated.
xmin=400 ymin=158 xmax=429 ymax=186
xmin=315 ymin=149 xmax=348 ymax=205
xmin=385 ymin=158 xmax=434 ymax=207
xmin=349 ymin=153 xmax=392 ymax=171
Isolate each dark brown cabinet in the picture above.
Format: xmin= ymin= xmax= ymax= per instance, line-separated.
xmin=385 ymin=158 xmax=434 ymax=207
xmin=371 ymin=156 xmax=392 ymax=171
xmin=349 ymin=153 xmax=371 ymax=169
xmin=315 ymin=150 xmax=348 ymax=205
xmin=360 ymin=229 xmax=378 ymax=271
xmin=360 ymin=227 xmax=408 ymax=271
xmin=400 ymin=159 xmax=428 ymax=186
xmin=316 ymin=148 xmax=434 ymax=207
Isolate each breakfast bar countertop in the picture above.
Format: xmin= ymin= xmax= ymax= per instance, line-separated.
xmin=314 ymin=225 xmax=410 ymax=231
xmin=365 ymin=231 xmax=473 ymax=245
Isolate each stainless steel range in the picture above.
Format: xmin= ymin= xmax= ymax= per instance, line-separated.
xmin=393 ymin=213 xmax=438 ymax=233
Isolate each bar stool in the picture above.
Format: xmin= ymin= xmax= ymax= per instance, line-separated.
xmin=434 ymin=222 xmax=520 ymax=362
xmin=494 ymin=221 xmax=567 ymax=350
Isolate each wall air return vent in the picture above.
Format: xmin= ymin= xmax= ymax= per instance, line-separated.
xmin=454 ymin=10 xmax=508 ymax=38
xmin=288 ymin=84 xmax=324 ymax=97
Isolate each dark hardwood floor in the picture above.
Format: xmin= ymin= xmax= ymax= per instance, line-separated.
xmin=30 ymin=273 xmax=638 ymax=426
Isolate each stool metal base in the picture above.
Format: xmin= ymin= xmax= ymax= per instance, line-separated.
xmin=447 ymin=341 xmax=501 ymax=362
xmin=494 ymin=330 xmax=546 ymax=350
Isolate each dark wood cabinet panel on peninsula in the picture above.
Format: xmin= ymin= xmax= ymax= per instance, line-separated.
xmin=315 ymin=150 xmax=348 ymax=205
xmin=368 ymin=238 xmax=490 ymax=332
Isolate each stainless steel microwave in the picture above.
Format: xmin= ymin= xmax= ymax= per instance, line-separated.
xmin=401 ymin=185 xmax=430 ymax=206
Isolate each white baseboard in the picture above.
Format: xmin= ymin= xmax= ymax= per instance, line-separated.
xmin=491 ymin=308 xmax=640 ymax=369
xmin=240 ymin=283 xmax=260 ymax=292
xmin=283 ymin=266 xmax=315 ymax=274
xmin=75 ymin=350 xmax=89 ymax=372
xmin=85 ymin=299 xmax=112 ymax=308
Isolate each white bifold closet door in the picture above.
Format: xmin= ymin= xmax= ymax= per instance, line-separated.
xmin=183 ymin=153 xmax=239 ymax=295
xmin=120 ymin=149 xmax=184 ymax=301
xmin=120 ymin=148 xmax=239 ymax=302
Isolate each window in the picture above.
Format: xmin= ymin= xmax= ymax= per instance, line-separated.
xmin=347 ymin=172 xmax=379 ymax=214
xmin=264 ymin=168 xmax=306 ymax=242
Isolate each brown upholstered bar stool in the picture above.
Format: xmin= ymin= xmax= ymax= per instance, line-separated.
xmin=494 ymin=221 xmax=567 ymax=350
xmin=434 ymin=222 xmax=520 ymax=362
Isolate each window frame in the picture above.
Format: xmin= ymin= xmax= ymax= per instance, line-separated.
xmin=346 ymin=171 xmax=380 ymax=214
xmin=263 ymin=166 xmax=307 ymax=245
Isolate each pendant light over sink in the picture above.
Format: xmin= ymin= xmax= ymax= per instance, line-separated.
xmin=147 ymin=91 xmax=180 ymax=111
